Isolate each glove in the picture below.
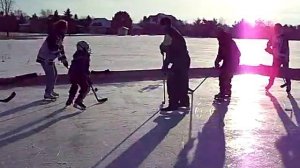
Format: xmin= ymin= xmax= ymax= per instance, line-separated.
xmin=265 ymin=47 xmax=273 ymax=55
xmin=87 ymin=78 xmax=92 ymax=85
xmin=162 ymin=64 xmax=168 ymax=71
xmin=58 ymin=53 xmax=67 ymax=61
xmin=160 ymin=44 xmax=167 ymax=55
xmin=214 ymin=61 xmax=220 ymax=68
xmin=161 ymin=64 xmax=169 ymax=75
xmin=62 ymin=59 xmax=69 ymax=68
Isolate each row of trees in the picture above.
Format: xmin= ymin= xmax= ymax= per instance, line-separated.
xmin=0 ymin=0 xmax=95 ymax=36
xmin=184 ymin=19 xmax=300 ymax=40
xmin=140 ymin=17 xmax=300 ymax=40
xmin=2 ymin=0 xmax=300 ymax=39
xmin=0 ymin=0 xmax=15 ymax=36
xmin=0 ymin=7 xmax=134 ymax=36
xmin=30 ymin=10 xmax=133 ymax=35
xmin=29 ymin=8 xmax=86 ymax=34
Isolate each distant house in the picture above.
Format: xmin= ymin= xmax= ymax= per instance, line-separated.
xmin=147 ymin=13 xmax=179 ymax=25
xmin=89 ymin=18 xmax=111 ymax=34
xmin=28 ymin=17 xmax=49 ymax=33
xmin=140 ymin=13 xmax=182 ymax=35
xmin=26 ymin=15 xmax=80 ymax=34
xmin=118 ymin=26 xmax=129 ymax=36
xmin=25 ymin=15 xmax=57 ymax=33
xmin=19 ymin=23 xmax=30 ymax=32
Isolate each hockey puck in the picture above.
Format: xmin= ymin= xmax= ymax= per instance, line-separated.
xmin=285 ymin=108 xmax=293 ymax=112
xmin=280 ymin=83 xmax=287 ymax=88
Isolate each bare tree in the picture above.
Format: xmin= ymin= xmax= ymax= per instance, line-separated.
xmin=0 ymin=0 xmax=15 ymax=37
xmin=14 ymin=9 xmax=27 ymax=16
xmin=0 ymin=0 xmax=14 ymax=15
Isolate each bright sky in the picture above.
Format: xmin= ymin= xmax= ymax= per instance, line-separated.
xmin=14 ymin=0 xmax=300 ymax=25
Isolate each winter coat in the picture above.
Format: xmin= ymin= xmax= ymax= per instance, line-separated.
xmin=215 ymin=34 xmax=241 ymax=72
xmin=68 ymin=50 xmax=90 ymax=80
xmin=160 ymin=26 xmax=190 ymax=71
xmin=36 ymin=31 xmax=66 ymax=65
xmin=267 ymin=34 xmax=289 ymax=62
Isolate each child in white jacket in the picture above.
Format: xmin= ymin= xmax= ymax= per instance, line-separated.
xmin=36 ymin=20 xmax=69 ymax=100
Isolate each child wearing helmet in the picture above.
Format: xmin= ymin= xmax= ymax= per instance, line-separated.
xmin=66 ymin=41 xmax=91 ymax=110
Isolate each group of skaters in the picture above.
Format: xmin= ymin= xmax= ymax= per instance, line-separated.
xmin=159 ymin=19 xmax=291 ymax=111
xmin=36 ymin=18 xmax=291 ymax=111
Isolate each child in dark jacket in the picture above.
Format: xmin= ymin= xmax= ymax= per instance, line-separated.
xmin=214 ymin=30 xmax=241 ymax=100
xmin=66 ymin=41 xmax=91 ymax=110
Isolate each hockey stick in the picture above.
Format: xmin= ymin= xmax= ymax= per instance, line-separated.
xmin=280 ymin=66 xmax=288 ymax=88
xmin=163 ymin=76 xmax=166 ymax=105
xmin=188 ymin=76 xmax=208 ymax=113
xmin=187 ymin=77 xmax=208 ymax=139
xmin=90 ymin=84 xmax=108 ymax=102
xmin=161 ymin=53 xmax=166 ymax=105
xmin=190 ymin=77 xmax=209 ymax=93
xmin=0 ymin=92 xmax=16 ymax=103
xmin=280 ymin=78 xmax=287 ymax=88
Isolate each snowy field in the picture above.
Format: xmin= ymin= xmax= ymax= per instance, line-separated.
xmin=2 ymin=35 xmax=300 ymax=78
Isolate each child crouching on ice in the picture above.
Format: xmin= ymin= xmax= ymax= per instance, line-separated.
xmin=66 ymin=41 xmax=91 ymax=110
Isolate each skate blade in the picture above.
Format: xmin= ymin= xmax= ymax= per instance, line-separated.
xmin=65 ymin=104 xmax=72 ymax=108
xmin=98 ymin=98 xmax=108 ymax=103
xmin=43 ymin=98 xmax=56 ymax=102
xmin=73 ymin=104 xmax=86 ymax=110
xmin=214 ymin=97 xmax=231 ymax=103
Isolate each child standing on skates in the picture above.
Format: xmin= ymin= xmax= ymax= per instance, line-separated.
xmin=214 ymin=30 xmax=241 ymax=100
xmin=66 ymin=41 xmax=91 ymax=110
xmin=36 ymin=20 xmax=69 ymax=100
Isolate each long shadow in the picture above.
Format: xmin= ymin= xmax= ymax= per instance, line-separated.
xmin=175 ymin=101 xmax=229 ymax=168
xmin=0 ymin=107 xmax=64 ymax=139
xmin=91 ymin=108 xmax=162 ymax=168
xmin=266 ymin=92 xmax=300 ymax=168
xmin=0 ymin=100 xmax=52 ymax=119
xmin=102 ymin=112 xmax=186 ymax=168
xmin=287 ymin=94 xmax=300 ymax=125
xmin=138 ymin=84 xmax=161 ymax=93
xmin=0 ymin=107 xmax=81 ymax=148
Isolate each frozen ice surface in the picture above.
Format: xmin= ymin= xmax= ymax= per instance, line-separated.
xmin=0 ymin=74 xmax=300 ymax=167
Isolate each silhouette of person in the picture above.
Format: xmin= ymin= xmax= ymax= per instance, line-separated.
xmin=214 ymin=29 xmax=240 ymax=100
xmin=159 ymin=17 xmax=191 ymax=111
xmin=265 ymin=23 xmax=291 ymax=93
